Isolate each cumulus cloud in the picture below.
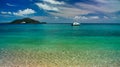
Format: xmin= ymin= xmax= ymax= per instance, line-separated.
xmin=80 ymin=16 xmax=88 ymax=20
xmin=1 ymin=8 xmax=36 ymax=16
xmin=43 ymin=0 xmax=64 ymax=5
xmin=89 ymin=16 xmax=99 ymax=19
xmin=13 ymin=8 xmax=36 ymax=16
xmin=1 ymin=11 xmax=12 ymax=15
xmin=73 ymin=16 xmax=88 ymax=21
xmin=36 ymin=3 xmax=59 ymax=11
xmin=73 ymin=16 xmax=100 ymax=21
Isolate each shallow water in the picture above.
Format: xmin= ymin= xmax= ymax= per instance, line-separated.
xmin=0 ymin=24 xmax=120 ymax=67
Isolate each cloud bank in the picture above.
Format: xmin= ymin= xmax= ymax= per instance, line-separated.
xmin=0 ymin=0 xmax=120 ymax=23
xmin=35 ymin=0 xmax=120 ymax=19
xmin=1 ymin=8 xmax=36 ymax=16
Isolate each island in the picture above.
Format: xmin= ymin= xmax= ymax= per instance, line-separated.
xmin=10 ymin=18 xmax=47 ymax=24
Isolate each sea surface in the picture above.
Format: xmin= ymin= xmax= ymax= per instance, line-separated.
xmin=0 ymin=23 xmax=120 ymax=67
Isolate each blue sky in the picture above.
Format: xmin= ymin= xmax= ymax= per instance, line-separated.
xmin=0 ymin=0 xmax=120 ymax=23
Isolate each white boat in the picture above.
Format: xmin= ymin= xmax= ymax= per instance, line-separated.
xmin=21 ymin=21 xmax=26 ymax=24
xmin=72 ymin=21 xmax=80 ymax=26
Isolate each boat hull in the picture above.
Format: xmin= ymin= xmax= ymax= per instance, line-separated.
xmin=72 ymin=23 xmax=80 ymax=26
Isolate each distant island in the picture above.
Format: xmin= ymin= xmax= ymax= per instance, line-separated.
xmin=10 ymin=18 xmax=47 ymax=24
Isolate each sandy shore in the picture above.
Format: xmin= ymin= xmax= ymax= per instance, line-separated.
xmin=0 ymin=47 xmax=120 ymax=67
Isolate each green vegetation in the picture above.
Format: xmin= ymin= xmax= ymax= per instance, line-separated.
xmin=10 ymin=18 xmax=47 ymax=24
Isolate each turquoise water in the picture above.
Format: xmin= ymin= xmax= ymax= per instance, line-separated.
xmin=0 ymin=24 xmax=120 ymax=67
xmin=0 ymin=24 xmax=120 ymax=50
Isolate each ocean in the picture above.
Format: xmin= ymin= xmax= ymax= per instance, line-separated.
xmin=0 ymin=23 xmax=120 ymax=67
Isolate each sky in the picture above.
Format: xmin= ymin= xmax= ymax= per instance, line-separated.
xmin=0 ymin=0 xmax=120 ymax=23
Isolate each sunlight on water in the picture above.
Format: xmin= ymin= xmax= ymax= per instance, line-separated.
xmin=0 ymin=24 xmax=120 ymax=67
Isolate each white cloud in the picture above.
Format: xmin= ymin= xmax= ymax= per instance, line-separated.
xmin=74 ymin=16 xmax=88 ymax=20
xmin=76 ymin=0 xmax=120 ymax=13
xmin=35 ymin=0 xmax=120 ymax=19
xmin=73 ymin=16 xmax=100 ymax=21
xmin=43 ymin=0 xmax=64 ymax=5
xmin=6 ymin=3 xmax=16 ymax=6
xmin=1 ymin=8 xmax=35 ymax=16
xmin=73 ymin=16 xmax=88 ymax=21
xmin=76 ymin=3 xmax=108 ymax=13
xmin=35 ymin=0 xmax=94 ymax=18
xmin=74 ymin=16 xmax=80 ymax=20
xmin=36 ymin=3 xmax=59 ymax=11
xmin=49 ymin=6 xmax=93 ymax=18
xmin=1 ymin=11 xmax=12 ymax=14
xmin=89 ymin=16 xmax=99 ymax=19
xmin=80 ymin=16 xmax=88 ymax=20
xmin=13 ymin=8 xmax=36 ymax=16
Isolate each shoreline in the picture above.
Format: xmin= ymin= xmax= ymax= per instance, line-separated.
xmin=0 ymin=47 xmax=120 ymax=67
